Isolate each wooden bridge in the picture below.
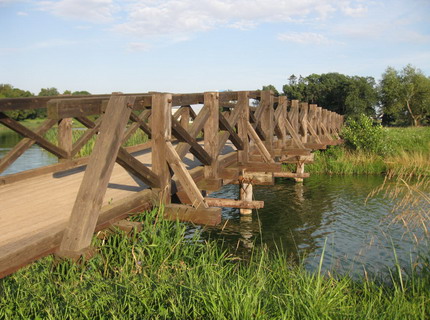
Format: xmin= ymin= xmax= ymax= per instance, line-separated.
xmin=0 ymin=90 xmax=343 ymax=278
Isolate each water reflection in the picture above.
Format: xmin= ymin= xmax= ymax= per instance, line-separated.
xmin=200 ymin=175 xmax=429 ymax=278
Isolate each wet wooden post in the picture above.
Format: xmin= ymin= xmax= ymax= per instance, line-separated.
xmin=260 ymin=90 xmax=274 ymax=154
xmin=204 ymin=92 xmax=220 ymax=181
xmin=58 ymin=94 xmax=136 ymax=258
xmin=152 ymin=93 xmax=172 ymax=204
xmin=238 ymin=91 xmax=249 ymax=165
xmin=58 ymin=118 xmax=73 ymax=161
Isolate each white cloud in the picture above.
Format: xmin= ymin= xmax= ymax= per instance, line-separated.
xmin=17 ymin=11 xmax=28 ymax=16
xmin=277 ymin=32 xmax=336 ymax=45
xmin=37 ymin=0 xmax=119 ymax=23
xmin=112 ymin=0 xmax=366 ymax=37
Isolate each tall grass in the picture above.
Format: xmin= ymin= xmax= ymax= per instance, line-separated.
xmin=0 ymin=208 xmax=429 ymax=319
xmin=307 ymin=127 xmax=430 ymax=176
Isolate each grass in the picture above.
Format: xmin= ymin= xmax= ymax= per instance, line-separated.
xmin=305 ymin=127 xmax=430 ymax=176
xmin=0 ymin=207 xmax=429 ymax=319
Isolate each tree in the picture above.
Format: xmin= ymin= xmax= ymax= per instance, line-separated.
xmin=380 ymin=65 xmax=430 ymax=126
xmin=262 ymin=85 xmax=279 ymax=96
xmin=0 ymin=84 xmax=36 ymax=120
xmin=38 ymin=87 xmax=59 ymax=96
xmin=72 ymin=90 xmax=91 ymax=96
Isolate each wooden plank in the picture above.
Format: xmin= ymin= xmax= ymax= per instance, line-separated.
xmin=116 ymin=147 xmax=161 ymax=188
xmin=237 ymin=162 xmax=282 ymax=172
xmin=218 ymin=111 xmax=244 ymax=150
xmin=151 ymin=93 xmax=172 ymax=203
xmin=204 ymin=92 xmax=220 ymax=179
xmin=216 ymin=101 xmax=242 ymax=155
xmin=237 ymin=91 xmax=249 ymax=164
xmin=0 ymin=112 xmax=68 ymax=159
xmin=249 ymin=111 xmax=266 ymax=140
xmin=165 ymin=141 xmax=207 ymax=209
xmin=205 ymin=198 xmax=264 ymax=209
xmin=289 ymin=100 xmax=299 ymax=133
xmin=299 ymin=102 xmax=308 ymax=143
xmin=196 ymin=178 xmax=223 ymax=192
xmin=246 ymin=122 xmax=275 ymax=163
xmin=58 ymin=94 xmax=136 ymax=257
xmin=163 ymin=204 xmax=221 ymax=226
xmin=171 ymin=116 xmax=212 ymax=165
xmin=75 ymin=116 xmax=97 ymax=128
xmin=0 ymin=119 xmax=56 ymax=174
xmin=172 ymin=93 xmax=204 ymax=106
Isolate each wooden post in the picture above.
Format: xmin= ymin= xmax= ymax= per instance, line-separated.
xmin=299 ymin=102 xmax=308 ymax=143
xmin=238 ymin=91 xmax=249 ymax=165
xmin=204 ymin=92 xmax=220 ymax=180
xmin=152 ymin=93 xmax=172 ymax=204
xmin=58 ymin=94 xmax=136 ymax=258
xmin=58 ymin=118 xmax=73 ymax=161
xmin=290 ymin=100 xmax=299 ymax=135
xmin=278 ymin=96 xmax=288 ymax=149
xmin=180 ymin=106 xmax=190 ymax=129
xmin=240 ymin=173 xmax=253 ymax=215
xmin=260 ymin=91 xmax=274 ymax=153
xmin=295 ymin=161 xmax=305 ymax=183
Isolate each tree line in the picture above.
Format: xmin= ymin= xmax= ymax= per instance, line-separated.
xmin=0 ymin=85 xmax=90 ymax=121
xmin=264 ymin=64 xmax=430 ymax=126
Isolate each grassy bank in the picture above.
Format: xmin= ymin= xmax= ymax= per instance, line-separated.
xmin=0 ymin=208 xmax=428 ymax=319
xmin=306 ymin=127 xmax=430 ymax=176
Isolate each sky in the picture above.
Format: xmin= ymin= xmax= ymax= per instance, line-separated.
xmin=1 ymin=0 xmax=429 ymax=95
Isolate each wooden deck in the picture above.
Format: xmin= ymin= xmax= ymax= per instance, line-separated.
xmin=0 ymin=90 xmax=344 ymax=278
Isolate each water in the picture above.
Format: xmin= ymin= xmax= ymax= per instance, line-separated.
xmin=198 ymin=175 xmax=429 ymax=279
xmin=0 ymin=129 xmax=57 ymax=176
xmin=1 ymin=130 xmax=428 ymax=278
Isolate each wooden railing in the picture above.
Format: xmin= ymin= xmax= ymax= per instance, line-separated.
xmin=0 ymin=90 xmax=344 ymax=258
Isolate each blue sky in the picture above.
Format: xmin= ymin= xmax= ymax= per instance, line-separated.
xmin=1 ymin=0 xmax=429 ymax=95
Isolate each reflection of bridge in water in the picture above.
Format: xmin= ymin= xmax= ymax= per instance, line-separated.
xmin=0 ymin=90 xmax=343 ymax=277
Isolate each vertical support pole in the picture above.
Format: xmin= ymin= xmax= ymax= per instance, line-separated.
xmin=278 ymin=96 xmax=288 ymax=149
xmin=295 ymin=161 xmax=305 ymax=183
xmin=58 ymin=118 xmax=72 ymax=161
xmin=316 ymin=107 xmax=323 ymax=138
xmin=152 ymin=93 xmax=172 ymax=204
xmin=240 ymin=174 xmax=253 ymax=215
xmin=58 ymin=94 xmax=135 ymax=258
xmin=299 ymin=102 xmax=308 ymax=143
xmin=260 ymin=90 xmax=274 ymax=154
xmin=308 ymin=104 xmax=316 ymax=143
xmin=238 ymin=91 xmax=249 ymax=165
xmin=204 ymin=92 xmax=219 ymax=180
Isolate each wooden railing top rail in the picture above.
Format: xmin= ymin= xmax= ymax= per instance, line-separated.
xmin=0 ymin=90 xmax=266 ymax=112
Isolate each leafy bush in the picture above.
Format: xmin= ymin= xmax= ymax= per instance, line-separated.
xmin=341 ymin=114 xmax=392 ymax=155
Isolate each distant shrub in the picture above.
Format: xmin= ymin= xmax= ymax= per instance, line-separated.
xmin=341 ymin=114 xmax=392 ymax=155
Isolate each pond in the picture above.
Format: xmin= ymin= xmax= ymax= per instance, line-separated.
xmin=1 ymin=130 xmax=428 ymax=278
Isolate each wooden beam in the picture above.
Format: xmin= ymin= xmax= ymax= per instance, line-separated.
xmin=0 ymin=112 xmax=68 ymax=159
xmin=70 ymin=116 xmax=103 ymax=157
xmin=123 ymin=110 xmax=151 ymax=143
xmin=58 ymin=94 xmax=136 ymax=257
xmin=165 ymin=141 xmax=208 ymax=208
xmin=58 ymin=118 xmax=73 ymax=160
xmin=0 ymin=119 xmax=56 ymax=174
xmin=249 ymin=112 xmax=266 ymax=140
xmin=47 ymin=98 xmax=108 ymax=119
xmin=204 ymin=92 xmax=220 ymax=179
xmin=171 ymin=116 xmax=212 ymax=165
xmin=163 ymin=204 xmax=221 ymax=226
xmin=116 ymin=147 xmax=161 ymax=188
xmin=152 ymin=93 xmax=172 ymax=204
xmin=246 ymin=122 xmax=275 ymax=163
xmin=218 ymin=111 xmax=244 ymax=150
xmin=259 ymin=90 xmax=274 ymax=152
xmin=129 ymin=111 xmax=152 ymax=138
xmin=274 ymin=172 xmax=310 ymax=178
xmin=237 ymin=91 xmax=249 ymax=165
xmin=205 ymin=198 xmax=264 ymax=209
